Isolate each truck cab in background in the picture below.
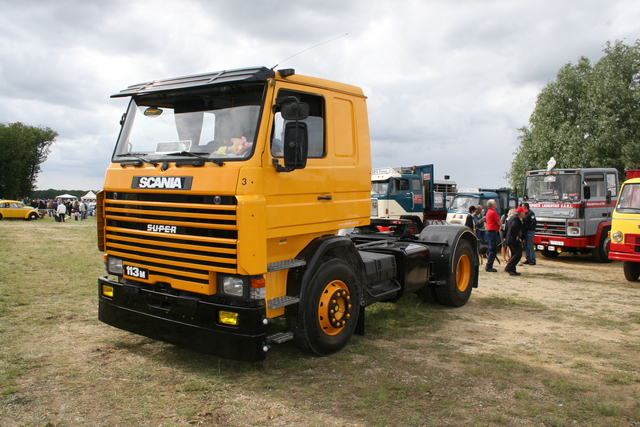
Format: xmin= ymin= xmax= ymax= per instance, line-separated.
xmin=447 ymin=188 xmax=516 ymax=225
xmin=370 ymin=165 xmax=456 ymax=233
xmin=609 ymin=170 xmax=640 ymax=280
xmin=523 ymin=168 xmax=618 ymax=262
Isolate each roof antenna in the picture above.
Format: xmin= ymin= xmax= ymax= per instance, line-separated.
xmin=271 ymin=33 xmax=348 ymax=70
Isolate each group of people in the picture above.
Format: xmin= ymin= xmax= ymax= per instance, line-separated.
xmin=28 ymin=198 xmax=92 ymax=222
xmin=465 ymin=200 xmax=537 ymax=276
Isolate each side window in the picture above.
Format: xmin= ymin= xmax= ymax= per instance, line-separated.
xmin=584 ymin=174 xmax=605 ymax=198
xmin=411 ymin=179 xmax=421 ymax=191
xmin=398 ymin=179 xmax=409 ymax=191
xmin=606 ymin=173 xmax=617 ymax=197
xmin=272 ymin=90 xmax=325 ymax=158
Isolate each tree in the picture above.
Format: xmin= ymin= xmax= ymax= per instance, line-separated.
xmin=0 ymin=122 xmax=58 ymax=200
xmin=507 ymin=40 xmax=640 ymax=187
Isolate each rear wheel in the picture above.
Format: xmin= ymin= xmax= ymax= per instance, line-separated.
xmin=287 ymin=258 xmax=360 ymax=356
xmin=623 ymin=261 xmax=640 ymax=281
xmin=407 ymin=220 xmax=423 ymax=235
xmin=27 ymin=212 xmax=38 ymax=221
xmin=435 ymin=239 xmax=475 ymax=307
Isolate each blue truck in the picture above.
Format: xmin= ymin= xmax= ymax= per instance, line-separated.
xmin=370 ymin=165 xmax=456 ymax=234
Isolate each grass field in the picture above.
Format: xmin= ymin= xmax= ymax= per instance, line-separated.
xmin=1 ymin=217 xmax=640 ymax=426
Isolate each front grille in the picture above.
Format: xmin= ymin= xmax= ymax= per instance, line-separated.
xmin=627 ymin=233 xmax=640 ymax=252
xmin=104 ymin=192 xmax=238 ymax=285
xmin=535 ymin=220 xmax=567 ymax=236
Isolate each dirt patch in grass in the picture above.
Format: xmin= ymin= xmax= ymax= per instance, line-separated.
xmin=2 ymin=218 xmax=640 ymax=426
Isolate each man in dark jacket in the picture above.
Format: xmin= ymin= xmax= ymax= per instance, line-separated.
xmin=465 ymin=205 xmax=476 ymax=232
xmin=504 ymin=206 xmax=526 ymax=276
xmin=521 ymin=203 xmax=537 ymax=265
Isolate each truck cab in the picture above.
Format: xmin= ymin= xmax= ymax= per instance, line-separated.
xmin=370 ymin=165 xmax=455 ymax=233
xmin=523 ymin=168 xmax=618 ymax=261
xmin=97 ymin=67 xmax=478 ymax=361
xmin=446 ymin=188 xmax=515 ymax=225
xmin=609 ymin=170 xmax=640 ymax=280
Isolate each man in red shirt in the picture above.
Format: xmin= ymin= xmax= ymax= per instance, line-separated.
xmin=484 ymin=199 xmax=502 ymax=272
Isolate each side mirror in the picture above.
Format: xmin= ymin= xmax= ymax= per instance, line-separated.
xmin=280 ymin=98 xmax=309 ymax=120
xmin=583 ymin=185 xmax=591 ymax=200
xmin=282 ymin=121 xmax=308 ymax=171
xmin=606 ymin=189 xmax=612 ymax=204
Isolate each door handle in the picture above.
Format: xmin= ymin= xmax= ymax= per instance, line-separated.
xmin=318 ymin=195 xmax=332 ymax=200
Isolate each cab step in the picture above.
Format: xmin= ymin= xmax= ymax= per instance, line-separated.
xmin=266 ymin=332 xmax=294 ymax=344
xmin=267 ymin=259 xmax=306 ymax=272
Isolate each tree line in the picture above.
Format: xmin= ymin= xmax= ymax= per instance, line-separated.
xmin=507 ymin=40 xmax=640 ymax=187
xmin=0 ymin=122 xmax=57 ymax=200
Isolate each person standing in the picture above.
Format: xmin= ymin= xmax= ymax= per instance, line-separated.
xmin=473 ymin=204 xmax=486 ymax=245
xmin=505 ymin=206 xmax=526 ymax=276
xmin=56 ymin=200 xmax=67 ymax=222
xmin=521 ymin=203 xmax=537 ymax=265
xmin=465 ymin=205 xmax=476 ymax=233
xmin=484 ymin=199 xmax=502 ymax=272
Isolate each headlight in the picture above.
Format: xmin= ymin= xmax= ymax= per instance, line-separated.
xmin=612 ymin=231 xmax=623 ymax=243
xmin=220 ymin=275 xmax=245 ymax=297
xmin=107 ymin=257 xmax=123 ymax=275
xmin=567 ymin=227 xmax=581 ymax=236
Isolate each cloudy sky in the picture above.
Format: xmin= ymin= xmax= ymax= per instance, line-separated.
xmin=2 ymin=0 xmax=640 ymax=192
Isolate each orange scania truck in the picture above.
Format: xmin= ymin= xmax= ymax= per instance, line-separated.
xmin=97 ymin=67 xmax=478 ymax=361
xmin=609 ymin=170 xmax=640 ymax=281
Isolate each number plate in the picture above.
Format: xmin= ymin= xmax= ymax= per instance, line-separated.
xmin=549 ymin=240 xmax=565 ymax=246
xmin=123 ymin=264 xmax=149 ymax=280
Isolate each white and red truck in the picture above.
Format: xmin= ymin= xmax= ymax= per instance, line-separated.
xmin=523 ymin=167 xmax=618 ymax=262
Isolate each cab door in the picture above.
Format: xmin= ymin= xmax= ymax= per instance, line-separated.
xmin=584 ymin=173 xmax=608 ymax=236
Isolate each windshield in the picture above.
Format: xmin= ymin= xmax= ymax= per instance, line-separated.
xmin=371 ymin=181 xmax=390 ymax=196
xmin=449 ymin=195 xmax=478 ymax=211
xmin=113 ymin=84 xmax=264 ymax=162
xmin=525 ymin=174 xmax=581 ymax=201
xmin=617 ymin=183 xmax=640 ymax=212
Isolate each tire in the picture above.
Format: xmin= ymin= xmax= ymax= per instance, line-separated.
xmin=435 ymin=239 xmax=476 ymax=307
xmin=592 ymin=229 xmax=612 ymax=263
xmin=407 ymin=220 xmax=423 ymax=235
xmin=287 ymin=258 xmax=361 ymax=356
xmin=27 ymin=212 xmax=38 ymax=221
xmin=0 ymin=213 xmax=3 ymax=220
xmin=541 ymin=248 xmax=560 ymax=258
xmin=623 ymin=261 xmax=640 ymax=282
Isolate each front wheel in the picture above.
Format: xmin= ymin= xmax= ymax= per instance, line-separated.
xmin=541 ymin=248 xmax=560 ymax=258
xmin=592 ymin=229 xmax=612 ymax=263
xmin=435 ymin=239 xmax=476 ymax=307
xmin=287 ymin=258 xmax=361 ymax=356
xmin=623 ymin=261 xmax=640 ymax=281
xmin=27 ymin=212 xmax=38 ymax=221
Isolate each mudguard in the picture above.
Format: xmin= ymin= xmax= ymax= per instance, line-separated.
xmin=418 ymin=225 xmax=480 ymax=288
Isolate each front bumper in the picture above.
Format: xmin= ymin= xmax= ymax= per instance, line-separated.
xmin=98 ymin=276 xmax=268 ymax=361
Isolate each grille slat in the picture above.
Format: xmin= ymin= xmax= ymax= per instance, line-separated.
xmin=536 ymin=220 xmax=567 ymax=236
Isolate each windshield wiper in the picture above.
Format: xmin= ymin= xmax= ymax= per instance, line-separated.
xmin=115 ymin=153 xmax=157 ymax=167
xmin=164 ymin=151 xmax=225 ymax=166
xmin=618 ymin=207 xmax=640 ymax=213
